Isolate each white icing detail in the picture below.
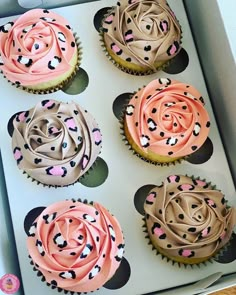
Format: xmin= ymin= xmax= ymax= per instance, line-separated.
xmin=50 ymin=57 xmax=60 ymax=68
xmin=148 ymin=121 xmax=156 ymax=129
xmin=3 ymin=23 xmax=13 ymax=32
xmin=61 ymin=272 xmax=73 ymax=279
xmin=90 ymin=266 xmax=99 ymax=278
xmin=29 ymin=224 xmax=36 ymax=235
xmin=126 ymin=105 xmax=134 ymax=115
xmin=23 ymin=25 xmax=33 ymax=33
xmin=81 ymin=245 xmax=91 ymax=257
xmin=166 ymin=102 xmax=174 ymax=107
xmin=159 ymin=78 xmax=169 ymax=85
xmin=116 ymin=247 xmax=124 ymax=259
xmin=19 ymin=57 xmax=30 ymax=65
xmin=58 ymin=32 xmax=66 ymax=42
xmin=37 ymin=243 xmax=44 ymax=254
xmin=84 ymin=214 xmax=95 ymax=222
xmin=109 ymin=226 xmax=116 ymax=239
xmin=140 ymin=136 xmax=149 ymax=147
xmin=55 ymin=235 xmax=65 ymax=246
xmin=168 ymin=137 xmax=177 ymax=145
xmin=194 ymin=123 xmax=201 ymax=135
xmin=185 ymin=92 xmax=195 ymax=100
xmin=47 ymin=213 xmax=55 ymax=223
xmin=42 ymin=17 xmax=55 ymax=22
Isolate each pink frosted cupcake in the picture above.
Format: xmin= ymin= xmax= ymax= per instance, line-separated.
xmin=0 ymin=9 xmax=81 ymax=93
xmin=26 ymin=199 xmax=125 ymax=292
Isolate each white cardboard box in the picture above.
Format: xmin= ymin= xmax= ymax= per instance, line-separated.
xmin=0 ymin=0 xmax=235 ymax=294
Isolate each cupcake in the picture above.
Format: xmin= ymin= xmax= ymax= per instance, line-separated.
xmin=101 ymin=0 xmax=182 ymax=74
xmin=0 ymin=9 xmax=81 ymax=93
xmin=123 ymin=78 xmax=210 ymax=164
xmin=26 ymin=199 xmax=125 ymax=293
xmin=11 ymin=99 xmax=102 ymax=186
xmin=144 ymin=175 xmax=236 ymax=265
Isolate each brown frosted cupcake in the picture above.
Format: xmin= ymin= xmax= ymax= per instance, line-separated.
xmin=11 ymin=99 xmax=102 ymax=186
xmin=0 ymin=9 xmax=81 ymax=93
xmin=122 ymin=78 xmax=211 ymax=165
xmin=26 ymin=199 xmax=125 ymax=293
xmin=144 ymin=175 xmax=236 ymax=265
xmin=101 ymin=0 xmax=182 ymax=74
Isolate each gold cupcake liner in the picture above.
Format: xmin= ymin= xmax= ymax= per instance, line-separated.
xmin=142 ymin=175 xmax=231 ymax=267
xmin=142 ymin=217 xmax=213 ymax=268
xmin=119 ymin=92 xmax=184 ymax=166
xmin=1 ymin=32 xmax=82 ymax=95
xmin=99 ymin=7 xmax=183 ymax=76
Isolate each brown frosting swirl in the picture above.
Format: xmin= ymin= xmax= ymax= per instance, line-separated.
xmin=144 ymin=175 xmax=236 ymax=262
xmin=12 ymin=100 xmax=102 ymax=186
xmin=102 ymin=0 xmax=182 ymax=70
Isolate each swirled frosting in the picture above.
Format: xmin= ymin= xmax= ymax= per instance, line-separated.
xmin=12 ymin=100 xmax=102 ymax=186
xmin=125 ymin=78 xmax=210 ymax=158
xmin=27 ymin=200 xmax=124 ymax=292
xmin=102 ymin=0 xmax=182 ymax=71
xmin=0 ymin=9 xmax=78 ymax=87
xmin=144 ymin=175 xmax=236 ymax=261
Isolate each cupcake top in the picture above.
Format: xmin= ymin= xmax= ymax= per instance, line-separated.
xmin=26 ymin=200 xmax=124 ymax=292
xmin=125 ymin=78 xmax=210 ymax=158
xmin=12 ymin=100 xmax=102 ymax=186
xmin=0 ymin=9 xmax=77 ymax=86
xmin=102 ymin=0 xmax=182 ymax=71
xmin=144 ymin=175 xmax=236 ymax=260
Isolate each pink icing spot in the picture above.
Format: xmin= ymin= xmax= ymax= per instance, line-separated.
xmin=154 ymin=227 xmax=164 ymax=237
xmin=93 ymin=129 xmax=102 ymax=144
xmin=50 ymin=127 xmax=59 ymax=134
xmin=112 ymin=44 xmax=121 ymax=54
xmin=180 ymin=184 xmax=193 ymax=191
xmin=207 ymin=199 xmax=215 ymax=206
xmin=14 ymin=150 xmax=22 ymax=160
xmin=65 ymin=118 xmax=76 ymax=129
xmin=169 ymin=44 xmax=177 ymax=55
xmin=49 ymin=166 xmax=64 ymax=176
xmin=43 ymin=100 xmax=54 ymax=109
xmin=18 ymin=112 xmax=27 ymax=122
xmin=162 ymin=22 xmax=168 ymax=32
xmin=168 ymin=175 xmax=178 ymax=183
xmin=196 ymin=180 xmax=206 ymax=187
xmin=182 ymin=250 xmax=192 ymax=257
xmin=125 ymin=34 xmax=134 ymax=41
xmin=146 ymin=193 xmax=155 ymax=203
xmin=201 ymin=228 xmax=208 ymax=238
xmin=105 ymin=15 xmax=113 ymax=23
xmin=220 ymin=232 xmax=226 ymax=240
xmin=82 ymin=156 xmax=89 ymax=169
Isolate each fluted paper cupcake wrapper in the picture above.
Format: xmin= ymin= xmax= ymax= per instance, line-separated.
xmin=141 ymin=175 xmax=231 ymax=268
xmin=119 ymin=92 xmax=184 ymax=166
xmin=99 ymin=7 xmax=182 ymax=76
xmin=22 ymin=155 xmax=100 ymax=188
xmin=1 ymin=33 xmax=82 ymax=95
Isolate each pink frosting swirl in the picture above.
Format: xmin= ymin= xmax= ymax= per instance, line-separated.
xmin=0 ymin=9 xmax=77 ymax=86
xmin=125 ymin=78 xmax=210 ymax=158
xmin=27 ymin=200 xmax=124 ymax=292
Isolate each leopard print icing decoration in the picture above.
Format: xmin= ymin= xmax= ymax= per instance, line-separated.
xmin=26 ymin=200 xmax=125 ymax=292
xmin=102 ymin=0 xmax=182 ymax=73
xmin=0 ymin=9 xmax=79 ymax=92
xmin=11 ymin=100 xmax=102 ymax=186
xmin=144 ymin=175 xmax=236 ymax=264
xmin=124 ymin=78 xmax=211 ymax=162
